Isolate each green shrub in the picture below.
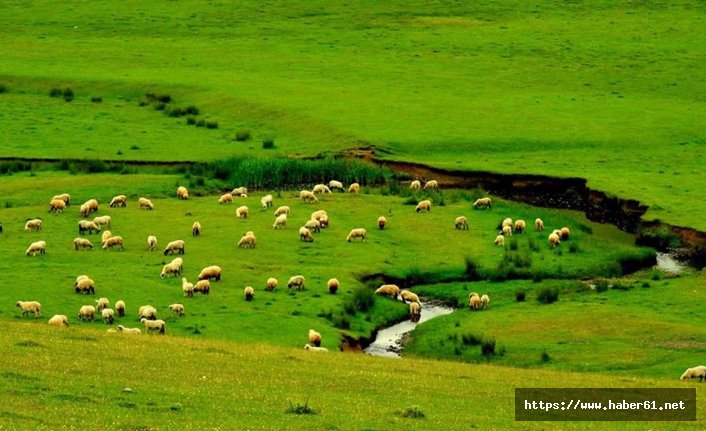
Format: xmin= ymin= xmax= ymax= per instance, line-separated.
xmin=515 ymin=289 xmax=526 ymax=302
xmin=90 ymin=96 xmax=102 ymax=103
xmin=285 ymin=399 xmax=316 ymax=415
xmin=528 ymin=237 xmax=540 ymax=252
xmin=49 ymin=88 xmax=62 ymax=98
xmin=650 ymin=270 xmax=662 ymax=281
xmin=186 ymin=116 xmax=197 ymax=125
xmin=262 ymin=138 xmax=275 ymax=149
xmin=206 ymin=121 xmax=218 ymax=129
xmin=481 ymin=337 xmax=496 ymax=356
xmin=184 ymin=105 xmax=199 ymax=115
xmin=62 ymin=87 xmax=74 ymax=102
xmin=594 ymin=279 xmax=609 ymax=293
xmin=568 ymin=243 xmax=580 ymax=253
xmin=536 ymin=286 xmax=559 ymax=304
xmin=154 ymin=102 xmax=166 ymax=111
xmin=462 ymin=333 xmax=482 ymax=346
xmin=541 ymin=350 xmax=551 ymax=363
xmin=196 ymin=119 xmax=206 ymax=127
xmin=349 ymin=286 xmax=374 ymax=313
xmin=235 ymin=129 xmax=251 ymax=141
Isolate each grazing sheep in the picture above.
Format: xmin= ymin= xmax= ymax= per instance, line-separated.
xmin=163 ymin=240 xmax=185 ymax=255
xmin=79 ymin=199 xmax=99 ymax=217
xmin=236 ymin=206 xmax=249 ymax=219
xmin=192 ymin=221 xmax=201 ymax=237
xmin=348 ymin=183 xmax=360 ymax=193
xmin=328 ymin=180 xmax=344 ymax=192
xmin=410 ymin=180 xmax=421 ymax=191
xmin=304 ymin=344 xmax=329 ymax=352
xmin=92 ymin=215 xmax=112 ymax=229
xmin=244 ymin=286 xmax=255 ymax=301
xmin=311 ymin=210 xmax=328 ymax=222
xmin=101 ymin=230 xmax=113 ymax=244
xmin=115 ymin=300 xmax=126 ymax=317
xmin=24 ymin=218 xmax=42 ymax=232
xmin=312 ymin=184 xmax=331 ymax=194
xmin=218 ymin=193 xmax=233 ymax=204
xmin=304 ymin=219 xmax=321 ymax=233
xmin=266 ymin=277 xmax=278 ymax=291
xmin=548 ymin=232 xmax=561 ymax=247
xmin=327 ymin=278 xmax=339 ymax=294
xmin=272 ymin=214 xmax=288 ymax=230
xmin=346 ymin=228 xmax=366 ymax=242
xmin=319 ymin=214 xmax=330 ymax=228
xmin=73 ymin=237 xmax=93 ymax=251
xmin=415 ymin=200 xmax=432 ymax=213
xmin=198 ymin=265 xmax=222 ymax=281
xmin=238 ymin=233 xmax=257 ymax=248
xmin=78 ymin=220 xmax=101 ymax=235
xmin=514 ymin=219 xmax=526 ymax=234
xmin=47 ymin=314 xmax=69 ymax=327
xmin=25 ymin=240 xmax=47 ymax=256
xmin=480 ymin=294 xmax=490 ymax=310
xmin=494 ymin=235 xmax=505 ymax=246
xmin=502 ymin=218 xmax=513 ymax=229
xmin=182 ymin=277 xmax=194 ymax=297
xmin=300 ymin=190 xmax=318 ymax=203
xmin=138 ymin=305 xmax=157 ymax=320
xmin=400 ymin=290 xmax=420 ymax=304
xmin=102 ymin=236 xmax=124 ymax=251
xmin=423 ymin=180 xmax=438 ymax=190
xmin=75 ymin=277 xmax=95 ymax=294
xmin=16 ymin=301 xmax=42 ymax=317
xmin=409 ymin=302 xmax=421 ymax=320
xmin=138 ymin=197 xmax=154 ymax=210
xmin=147 ymin=235 xmax=157 ymax=251
xmin=680 ymin=366 xmax=706 ymax=382
xmin=469 ymin=292 xmax=481 ymax=310
xmin=274 ymin=206 xmax=290 ymax=217
xmin=141 ymin=318 xmax=166 ymax=335
xmin=193 ymin=280 xmax=210 ymax=295
xmin=454 ymin=216 xmax=469 ymax=230
xmin=473 ymin=197 xmax=492 ymax=209
xmin=101 ymin=308 xmax=115 ymax=324
xmin=287 ymin=275 xmax=305 ymax=290
xmin=95 ymin=297 xmax=110 ymax=312
xmin=117 ymin=325 xmax=141 ymax=335
xmin=308 ymin=329 xmax=322 ymax=347
xmin=177 ymin=186 xmax=189 ymax=200
xmin=378 ymin=216 xmax=387 ymax=230
xmin=535 ymin=218 xmax=544 ymax=231
xmin=49 ymin=198 xmax=67 ymax=213
xmin=299 ymin=226 xmax=314 ymax=242
xmin=501 ymin=225 xmax=512 ymax=236
xmin=160 ymin=261 xmax=181 ymax=279
xmin=78 ymin=305 xmax=96 ymax=321
xmin=52 ymin=193 xmax=71 ymax=206
xmin=169 ymin=304 xmax=185 ymax=316
xmin=560 ymin=227 xmax=571 ymax=240
xmin=375 ymin=284 xmax=400 ymax=299
xmin=261 ymin=194 xmax=273 ymax=208
xmin=109 ymin=194 xmax=127 ymax=207
xmin=232 ymin=186 xmax=248 ymax=196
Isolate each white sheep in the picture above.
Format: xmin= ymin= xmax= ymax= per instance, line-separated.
xmin=455 ymin=216 xmax=468 ymax=230
xmin=79 ymin=199 xmax=99 ymax=217
xmin=26 ymin=240 xmax=47 ymax=256
xmin=198 ymin=265 xmax=222 ymax=281
xmin=73 ymin=237 xmax=93 ymax=251
xmin=75 ymin=277 xmax=95 ymax=294
xmin=410 ymin=180 xmax=421 ymax=190
xmin=101 ymin=230 xmax=113 ymax=244
xmin=78 ymin=220 xmax=101 ymax=235
xmin=304 ymin=219 xmax=321 ymax=233
xmin=502 ymin=218 xmax=513 ymax=229
xmin=501 ymin=225 xmax=512 ymax=236
xmin=312 ymin=184 xmax=331 ymax=194
xmin=274 ymin=206 xmax=290 ymax=217
xmin=308 ymin=329 xmax=322 ymax=347
xmin=548 ymin=232 xmax=561 ymax=247
xmin=375 ymin=284 xmax=400 ymax=299
xmin=480 ymin=294 xmax=489 ymax=310
xmin=514 ymin=219 xmax=526 ymax=233
xmin=327 ymin=278 xmax=339 ymax=294
xmin=299 ymin=226 xmax=314 ymax=242
xmin=319 ymin=214 xmax=329 ymax=228
xmin=52 ymin=193 xmax=70 ymax=206
xmin=287 ymin=275 xmax=305 ymax=290
xmin=177 ymin=186 xmax=189 ymax=200
xmin=141 ymin=318 xmax=166 ymax=334
xmin=535 ymin=218 xmax=544 ymax=231
xmin=560 ymin=227 xmax=571 ymax=240
xmin=409 ymin=302 xmax=421 ymax=317
xmin=160 ymin=261 xmax=181 ymax=278
xmin=192 ymin=221 xmax=202 ymax=237
xmin=311 ymin=210 xmax=327 ymax=222
xmin=193 ymin=280 xmax=210 ymax=295
xmin=236 ymin=206 xmax=249 ymax=219
xmin=328 ymin=180 xmax=344 ymax=192
xmin=300 ymin=190 xmax=318 ymax=203
xmin=101 ymin=308 xmax=115 ymax=324
xmin=95 ymin=297 xmax=110 ymax=312
xmin=238 ymin=233 xmax=256 ymax=248
xmin=49 ymin=198 xmax=67 ymax=213
xmin=47 ymin=314 xmax=69 ymax=327
xmin=266 ymin=277 xmax=278 ymax=291
xmin=138 ymin=197 xmax=154 ymax=210
xmin=182 ymin=277 xmax=194 ymax=297
xmin=244 ymin=286 xmax=254 ymax=301
xmin=304 ymin=344 xmax=329 ymax=352
xmin=423 ymin=180 xmax=438 ymax=190
xmin=348 ymin=183 xmax=360 ymax=193
xmin=415 ymin=200 xmax=431 ymax=213
xmin=24 ymin=218 xmax=42 ymax=232
xmin=346 ymin=228 xmax=366 ymax=242
xmin=494 ymin=235 xmax=505 ymax=247
xmin=117 ymin=325 xmax=141 ymax=335
xmin=169 ymin=304 xmax=185 ymax=316
xmin=232 ymin=186 xmax=248 ymax=196
xmin=473 ymin=197 xmax=492 ymax=209
xmin=147 ymin=235 xmax=157 ymax=251
xmin=16 ymin=301 xmax=41 ymax=317
xmin=469 ymin=292 xmax=481 ymax=310
xmin=115 ymin=300 xmax=126 ymax=317
xmin=218 ymin=193 xmax=233 ymax=204
xmin=102 ymin=236 xmax=124 ymax=251
xmin=400 ymin=290 xmax=420 ymax=304
xmin=378 ymin=216 xmax=387 ymax=230
xmin=680 ymin=366 xmax=706 ymax=382
xmin=92 ymin=215 xmax=112 ymax=229
xmin=138 ymin=305 xmax=157 ymax=320
xmin=78 ymin=305 xmax=96 ymax=321
xmin=261 ymin=194 xmax=273 ymax=208
xmin=109 ymin=194 xmax=127 ymax=207
xmin=163 ymin=240 xmax=185 ymax=255
xmin=272 ymin=214 xmax=288 ymax=230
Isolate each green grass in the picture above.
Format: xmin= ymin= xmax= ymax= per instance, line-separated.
xmin=0 ymin=1 xmax=704 ymax=229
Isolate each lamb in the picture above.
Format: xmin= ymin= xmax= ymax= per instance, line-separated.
xmin=244 ymin=286 xmax=255 ymax=301
xmin=78 ymin=305 xmax=96 ymax=321
xmin=400 ymin=290 xmax=420 ymax=304
xmin=80 ymin=199 xmax=99 ymax=217
xmin=117 ymin=325 xmax=141 ymax=335
xmin=182 ymin=277 xmax=194 ymax=297
xmin=101 ymin=230 xmax=113 ymax=244
xmin=73 ymin=237 xmax=93 ymax=251
xmin=454 ymin=216 xmax=469 ymax=230
xmin=410 ymin=180 xmax=421 ymax=190
xmin=78 ymin=220 xmax=101 ymax=235
xmin=147 ymin=235 xmax=157 ymax=251
xmin=312 ymin=184 xmax=331 ymax=194
xmin=299 ymin=226 xmax=314 ymax=242
xmin=115 ymin=300 xmax=126 ymax=317
xmin=141 ymin=318 xmax=166 ymax=334
xmin=238 ymin=233 xmax=256 ymax=248
xmin=473 ymin=197 xmax=492 ymax=209
xmin=163 ymin=240 xmax=185 ymax=255
xmin=169 ymin=304 xmax=185 ymax=316
xmin=232 ymin=186 xmax=248 ymax=196
xmin=138 ymin=305 xmax=157 ymax=320
xmin=198 ymin=265 xmax=222 ymax=281
xmin=469 ymin=292 xmax=481 ymax=310
xmin=49 ymin=198 xmax=67 ymax=213
xmin=193 ymin=280 xmax=210 ymax=295
xmin=261 ymin=194 xmax=273 ymax=208
xmin=423 ymin=180 xmax=438 ymax=190
xmin=192 ymin=221 xmax=201 ymax=237
xmin=48 ymin=314 xmax=69 ymax=327
xmin=480 ymin=294 xmax=490 ymax=310
xmin=75 ymin=277 xmax=95 ymax=294
xmin=272 ymin=214 xmax=288 ymax=230
xmin=300 ymin=190 xmax=318 ymax=203
xmin=346 ymin=228 xmax=366 ymax=242
xmin=304 ymin=344 xmax=329 ymax=352
xmin=24 ymin=218 xmax=42 ymax=232
xmin=548 ymin=232 xmax=561 ymax=247
xmin=327 ymin=278 xmax=339 ymax=294
xmin=378 ymin=216 xmax=387 ymax=230
xmin=287 ymin=275 xmax=305 ymax=290
xmin=92 ymin=215 xmax=112 ymax=229
xmin=304 ymin=219 xmax=321 ymax=233
xmin=415 ymin=200 xmax=431 ymax=213
xmin=680 ymin=366 xmax=706 ymax=382
xmin=52 ymin=193 xmax=71 ymax=206
xmin=266 ymin=277 xmax=278 ymax=291
xmin=16 ymin=301 xmax=41 ymax=317
xmin=177 ymin=186 xmax=189 ymax=200
xmin=514 ymin=219 xmax=526 ymax=233
xmin=26 ymin=240 xmax=47 ymax=256
xmin=102 ymin=236 xmax=124 ymax=251
xmin=409 ymin=302 xmax=421 ymax=320
xmin=274 ymin=206 xmax=290 ymax=217
xmin=101 ymin=308 xmax=115 ymax=324
xmin=375 ymin=284 xmax=400 ymax=299
xmin=109 ymin=195 xmax=127 ymax=207
xmin=138 ymin=197 xmax=154 ymax=210
xmin=501 ymin=225 xmax=512 ymax=236
xmin=308 ymin=329 xmax=322 ymax=347
xmin=494 ymin=235 xmax=505 ymax=247
xmin=95 ymin=297 xmax=110 ymax=312
xmin=535 ymin=218 xmax=544 ymax=231
xmin=348 ymin=183 xmax=360 ymax=193
xmin=218 ymin=193 xmax=233 ymax=204
xmin=236 ymin=206 xmax=249 ymax=219
xmin=160 ymin=261 xmax=181 ymax=278
xmin=560 ymin=227 xmax=571 ymax=240
xmin=328 ymin=180 xmax=344 ymax=192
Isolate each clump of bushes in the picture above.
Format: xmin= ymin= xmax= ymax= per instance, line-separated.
xmin=90 ymin=96 xmax=102 ymax=103
xmin=235 ymin=129 xmax=251 ymax=141
xmin=536 ymin=286 xmax=559 ymax=304
xmin=262 ymin=138 xmax=275 ymax=149
xmin=515 ymin=289 xmax=526 ymax=302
